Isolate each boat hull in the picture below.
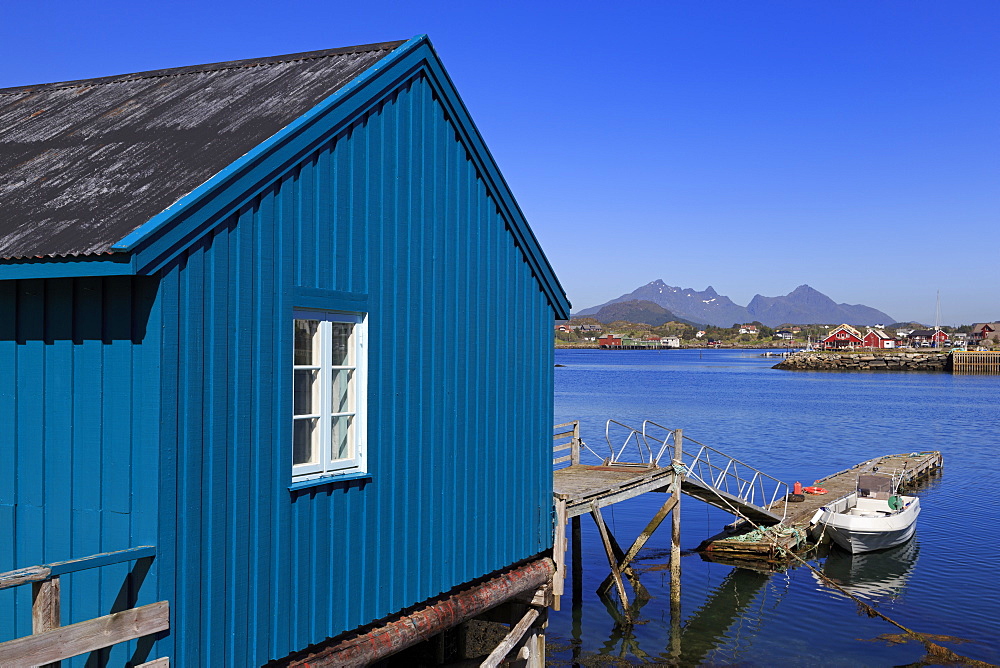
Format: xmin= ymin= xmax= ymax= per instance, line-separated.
xmin=816 ymin=496 xmax=920 ymax=554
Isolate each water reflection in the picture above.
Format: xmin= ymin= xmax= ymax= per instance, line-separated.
xmin=677 ymin=567 xmax=771 ymax=665
xmin=815 ymin=540 xmax=920 ymax=602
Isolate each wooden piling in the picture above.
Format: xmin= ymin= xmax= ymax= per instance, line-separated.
xmin=590 ymin=503 xmax=631 ymax=620
xmin=670 ymin=429 xmax=682 ymax=637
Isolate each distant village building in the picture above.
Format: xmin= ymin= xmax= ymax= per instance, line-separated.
xmin=862 ymin=329 xmax=896 ymax=349
xmin=908 ymin=329 xmax=949 ymax=347
xmin=739 ymin=324 xmax=758 ymax=335
xmin=775 ymin=329 xmax=794 ymax=340
xmin=599 ymin=333 xmax=623 ymax=347
xmin=969 ymin=323 xmax=1000 ymax=347
xmin=821 ymin=324 xmax=864 ymax=349
xmin=696 ymin=330 xmax=707 ymax=338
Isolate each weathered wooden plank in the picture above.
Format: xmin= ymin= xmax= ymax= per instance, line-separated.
xmin=564 ymin=476 xmax=675 ymax=518
xmin=553 ymin=455 xmax=573 ymax=465
xmin=0 ymin=601 xmax=169 ymax=666
xmin=32 ymin=577 xmax=61 ymax=668
xmin=32 ymin=577 xmax=61 ymax=633
xmin=553 ymin=499 xmax=567 ymax=603
xmin=552 ymin=430 xmax=576 ymax=440
xmin=47 ymin=546 xmax=156 ymax=578
xmin=0 ymin=566 xmax=51 ymax=591
xmin=479 ymin=607 xmax=540 ymax=668
xmin=136 ymin=658 xmax=169 ymax=667
xmin=590 ymin=504 xmax=630 ymax=619
xmin=553 ymin=443 xmax=572 ymax=452
xmin=0 ymin=546 xmax=156 ymax=590
xmin=598 ymin=495 xmax=677 ymax=596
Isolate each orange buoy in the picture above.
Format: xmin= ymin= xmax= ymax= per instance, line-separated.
xmin=803 ymin=486 xmax=828 ymax=495
xmin=793 ymin=481 xmax=802 ymax=495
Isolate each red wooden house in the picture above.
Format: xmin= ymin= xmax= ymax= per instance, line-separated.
xmin=908 ymin=329 xmax=949 ymax=347
xmin=821 ymin=324 xmax=863 ymax=349
xmin=862 ymin=329 xmax=896 ymax=349
xmin=598 ymin=334 xmax=622 ymax=347
xmin=969 ymin=323 xmax=999 ymax=347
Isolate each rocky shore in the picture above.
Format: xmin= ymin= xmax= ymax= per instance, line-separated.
xmin=774 ymin=351 xmax=951 ymax=371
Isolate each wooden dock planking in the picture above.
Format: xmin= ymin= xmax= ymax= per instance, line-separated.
xmin=703 ymin=451 xmax=943 ymax=559
xmin=553 ymin=465 xmax=676 ymax=518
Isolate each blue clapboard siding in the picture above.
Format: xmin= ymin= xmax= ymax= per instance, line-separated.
xmin=0 ymin=47 xmax=561 ymax=666
xmin=153 ymin=70 xmax=555 ymax=665
xmin=0 ymin=277 xmax=161 ymax=667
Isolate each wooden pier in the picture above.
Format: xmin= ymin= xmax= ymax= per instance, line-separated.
xmin=701 ymin=451 xmax=944 ymax=562
xmin=553 ymin=420 xmax=944 ymax=581
xmin=952 ymin=350 xmax=1000 ymax=374
xmin=552 ymin=422 xmax=684 ymax=621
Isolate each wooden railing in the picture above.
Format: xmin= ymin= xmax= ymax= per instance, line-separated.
xmin=552 ymin=421 xmax=581 ymax=469
xmin=0 ymin=546 xmax=169 ymax=667
xmin=952 ymin=350 xmax=1000 ymax=374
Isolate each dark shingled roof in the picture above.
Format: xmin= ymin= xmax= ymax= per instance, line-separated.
xmin=0 ymin=40 xmax=405 ymax=259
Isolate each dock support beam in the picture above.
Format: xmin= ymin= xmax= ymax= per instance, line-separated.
xmin=590 ymin=503 xmax=632 ymax=622
xmin=596 ymin=495 xmax=676 ymax=597
xmin=671 ymin=429 xmax=683 ymax=659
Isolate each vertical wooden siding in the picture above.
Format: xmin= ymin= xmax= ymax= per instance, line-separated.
xmin=0 ymin=277 xmax=161 ymax=667
xmin=157 ymin=72 xmax=555 ymax=665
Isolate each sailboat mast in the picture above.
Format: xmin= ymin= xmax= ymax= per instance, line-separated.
xmin=934 ymin=290 xmax=941 ymax=348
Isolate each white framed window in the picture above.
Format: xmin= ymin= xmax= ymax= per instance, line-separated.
xmin=292 ymin=310 xmax=367 ymax=481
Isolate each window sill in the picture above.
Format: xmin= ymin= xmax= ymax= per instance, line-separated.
xmin=288 ymin=471 xmax=372 ymax=492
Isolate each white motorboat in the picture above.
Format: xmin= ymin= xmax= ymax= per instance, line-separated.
xmin=810 ymin=472 xmax=920 ymax=554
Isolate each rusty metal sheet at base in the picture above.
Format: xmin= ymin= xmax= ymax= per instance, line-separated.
xmin=285 ymin=558 xmax=555 ymax=667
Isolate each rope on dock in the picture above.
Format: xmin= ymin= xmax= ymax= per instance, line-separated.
xmin=699 ymin=482 xmax=995 ymax=667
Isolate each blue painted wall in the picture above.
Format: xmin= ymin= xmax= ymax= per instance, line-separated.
xmin=0 ymin=50 xmax=560 ymax=666
xmin=154 ymin=71 xmax=555 ymax=665
xmin=0 ymin=276 xmax=162 ymax=666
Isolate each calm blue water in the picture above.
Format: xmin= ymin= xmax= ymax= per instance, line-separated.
xmin=548 ymin=348 xmax=1000 ymax=666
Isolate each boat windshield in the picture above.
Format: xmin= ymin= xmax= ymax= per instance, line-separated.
xmin=857 ymin=474 xmax=895 ymax=500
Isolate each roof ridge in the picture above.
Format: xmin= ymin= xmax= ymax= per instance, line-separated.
xmin=0 ymin=40 xmax=406 ymax=97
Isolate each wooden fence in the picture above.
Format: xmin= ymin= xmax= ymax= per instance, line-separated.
xmin=952 ymin=350 xmax=1000 ymax=374
xmin=0 ymin=546 xmax=168 ymax=667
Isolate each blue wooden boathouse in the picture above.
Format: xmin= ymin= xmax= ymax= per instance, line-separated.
xmin=0 ymin=36 xmax=570 ymax=666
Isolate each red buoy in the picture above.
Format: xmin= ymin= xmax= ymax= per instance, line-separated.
xmin=793 ymin=481 xmax=802 ymax=495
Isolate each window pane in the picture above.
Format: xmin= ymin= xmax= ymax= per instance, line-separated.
xmin=293 ymin=369 xmax=318 ymax=416
xmin=293 ymin=418 xmax=317 ymax=465
xmin=331 ymin=415 xmax=353 ymax=461
xmin=330 ymin=322 xmax=353 ymax=366
xmin=330 ymin=369 xmax=354 ymax=414
xmin=294 ymin=320 xmax=320 ymax=365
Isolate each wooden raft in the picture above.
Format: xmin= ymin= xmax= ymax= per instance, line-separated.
xmin=701 ymin=451 xmax=943 ymax=561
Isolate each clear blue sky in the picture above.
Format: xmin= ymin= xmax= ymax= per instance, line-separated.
xmin=3 ymin=1 xmax=997 ymax=324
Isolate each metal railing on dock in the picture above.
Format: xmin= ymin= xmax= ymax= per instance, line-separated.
xmin=679 ymin=435 xmax=789 ymax=522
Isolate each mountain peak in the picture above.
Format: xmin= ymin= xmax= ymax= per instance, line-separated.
xmin=573 ymin=281 xmax=894 ymax=327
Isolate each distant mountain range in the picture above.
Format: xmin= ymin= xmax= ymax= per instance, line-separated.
xmin=574 ymin=280 xmax=895 ymax=327
xmin=582 ymin=300 xmax=699 ymax=327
